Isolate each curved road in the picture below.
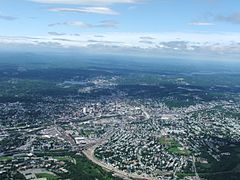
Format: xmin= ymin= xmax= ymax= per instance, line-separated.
xmin=83 ymin=136 xmax=155 ymax=180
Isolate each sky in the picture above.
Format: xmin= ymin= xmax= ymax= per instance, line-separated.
xmin=1 ymin=0 xmax=240 ymax=60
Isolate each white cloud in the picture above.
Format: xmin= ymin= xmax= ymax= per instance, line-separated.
xmin=49 ymin=20 xmax=118 ymax=28
xmin=29 ymin=0 xmax=141 ymax=5
xmin=49 ymin=7 xmax=118 ymax=15
xmin=48 ymin=32 xmax=66 ymax=36
xmin=48 ymin=21 xmax=93 ymax=28
xmin=189 ymin=21 xmax=215 ymax=26
xmin=140 ymin=36 xmax=155 ymax=40
xmin=66 ymin=21 xmax=92 ymax=28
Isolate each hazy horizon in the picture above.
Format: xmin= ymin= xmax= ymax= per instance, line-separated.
xmin=1 ymin=0 xmax=240 ymax=60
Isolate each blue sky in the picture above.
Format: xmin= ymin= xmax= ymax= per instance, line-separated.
xmin=1 ymin=0 xmax=240 ymax=60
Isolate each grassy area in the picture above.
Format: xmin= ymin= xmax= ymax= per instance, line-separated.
xmin=168 ymin=147 xmax=191 ymax=156
xmin=159 ymin=136 xmax=190 ymax=156
xmin=53 ymin=156 xmax=74 ymax=162
xmin=159 ymin=136 xmax=179 ymax=146
xmin=0 ymin=156 xmax=13 ymax=161
xmin=36 ymin=173 xmax=58 ymax=180
xmin=176 ymin=172 xmax=195 ymax=179
xmin=196 ymin=161 xmax=211 ymax=172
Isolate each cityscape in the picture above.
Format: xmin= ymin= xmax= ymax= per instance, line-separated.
xmin=0 ymin=54 xmax=240 ymax=179
xmin=1 ymin=0 xmax=240 ymax=180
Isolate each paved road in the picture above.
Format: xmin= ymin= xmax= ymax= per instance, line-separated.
xmin=17 ymin=136 xmax=36 ymax=151
xmin=141 ymin=105 xmax=150 ymax=120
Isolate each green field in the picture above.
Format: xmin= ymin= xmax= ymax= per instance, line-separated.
xmin=0 ymin=156 xmax=13 ymax=161
xmin=53 ymin=156 xmax=74 ymax=162
xmin=159 ymin=136 xmax=179 ymax=146
xmin=36 ymin=173 xmax=58 ymax=180
xmin=176 ymin=172 xmax=195 ymax=179
xmin=159 ymin=136 xmax=190 ymax=156
xmin=168 ymin=147 xmax=191 ymax=156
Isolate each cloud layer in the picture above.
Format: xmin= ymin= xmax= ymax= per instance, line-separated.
xmin=2 ymin=32 xmax=240 ymax=60
xmin=49 ymin=7 xmax=118 ymax=15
